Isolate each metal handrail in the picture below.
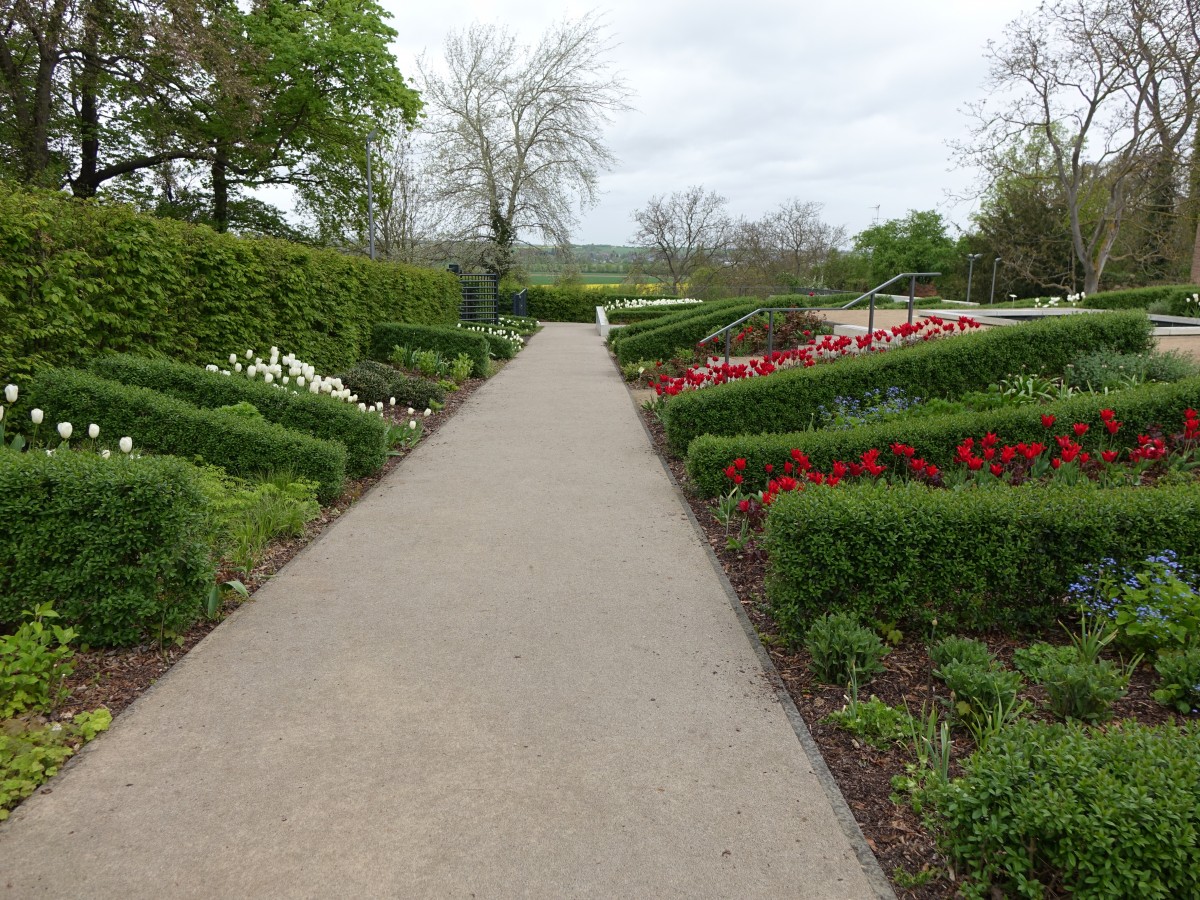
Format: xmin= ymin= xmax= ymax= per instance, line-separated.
xmin=699 ymin=272 xmax=941 ymax=364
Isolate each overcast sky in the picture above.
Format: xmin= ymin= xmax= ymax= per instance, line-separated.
xmin=382 ymin=1 xmax=1040 ymax=247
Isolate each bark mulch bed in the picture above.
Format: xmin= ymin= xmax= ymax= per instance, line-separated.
xmin=635 ymin=399 xmax=1185 ymax=900
xmin=56 ymin=363 xmax=501 ymax=724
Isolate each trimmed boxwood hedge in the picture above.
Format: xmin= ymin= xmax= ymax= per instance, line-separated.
xmin=525 ymin=285 xmax=599 ymax=322
xmin=27 ymin=369 xmax=347 ymax=502
xmin=687 ymin=376 xmax=1200 ymax=496
xmin=608 ymin=297 xmax=752 ymax=347
xmin=764 ymin=481 xmax=1200 ymax=637
xmin=0 ymin=183 xmax=460 ymax=380
xmin=368 ymin=323 xmax=490 ymax=378
xmin=89 ymin=354 xmax=386 ymax=478
xmin=336 ymin=359 xmax=445 ymax=410
xmin=0 ymin=451 xmax=212 ymax=646
xmin=613 ymin=299 xmax=766 ymax=365
xmin=604 ymin=303 xmax=707 ymax=325
xmin=460 ymin=326 xmax=519 ymax=359
xmin=663 ymin=310 xmax=1154 ymax=454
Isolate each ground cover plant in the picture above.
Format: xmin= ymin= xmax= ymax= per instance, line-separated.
xmin=663 ymin=310 xmax=1155 ymax=453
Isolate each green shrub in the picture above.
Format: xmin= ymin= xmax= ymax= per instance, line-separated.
xmin=919 ymin=720 xmax=1200 ymax=898
xmin=929 ymin=636 xmax=993 ymax=670
xmin=0 ymin=603 xmax=75 ymax=718
xmin=1012 ymin=642 xmax=1077 ymax=680
xmin=334 ymin=359 xmax=445 ymax=410
xmin=613 ymin=300 xmax=767 ymax=364
xmin=1 ymin=708 xmax=111 ymax=820
xmin=824 ymin=696 xmax=913 ymax=749
xmin=1040 ymin=658 xmax=1130 ymax=723
xmin=0 ymin=183 xmax=460 ymax=380
xmin=526 ymin=285 xmax=602 ymax=322
xmin=604 ymin=303 xmax=706 ymax=324
xmin=1066 ymin=348 xmax=1198 ymax=389
xmin=663 ymin=310 xmax=1154 ymax=454
xmin=0 ymin=451 xmax=212 ymax=645
xmin=458 ymin=323 xmax=521 ymax=359
xmin=686 ymin=376 xmax=1200 ymax=497
xmin=763 ymin=482 xmax=1200 ymax=636
xmin=608 ymin=297 xmax=752 ymax=347
xmin=27 ymin=368 xmax=347 ymax=502
xmin=935 ymin=659 xmax=1024 ymax=721
xmin=1083 ymin=283 xmax=1200 ymax=316
xmin=88 ymin=354 xmax=386 ymax=478
xmin=368 ymin=323 xmax=490 ymax=378
xmin=1153 ymin=649 xmax=1200 ymax=714
xmin=803 ymin=612 xmax=888 ymax=685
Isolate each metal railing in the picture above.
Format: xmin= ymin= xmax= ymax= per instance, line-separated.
xmin=699 ymin=273 xmax=941 ymax=364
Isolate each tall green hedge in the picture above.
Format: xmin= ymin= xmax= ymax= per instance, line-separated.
xmin=26 ymin=369 xmax=347 ymax=502
xmin=88 ymin=354 xmax=386 ymax=478
xmin=613 ymin=300 xmax=767 ymax=364
xmin=662 ymin=310 xmax=1154 ymax=454
xmin=0 ymin=183 xmax=461 ymax=381
xmin=0 ymin=451 xmax=212 ymax=646
xmin=686 ymin=377 xmax=1200 ymax=496
xmin=526 ymin=285 xmax=606 ymax=322
xmin=367 ymin=323 xmax=490 ymax=378
xmin=764 ymin=482 xmax=1200 ymax=636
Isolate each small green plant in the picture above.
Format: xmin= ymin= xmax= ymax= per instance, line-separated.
xmin=929 ymin=636 xmax=993 ymax=670
xmin=934 ymin=659 xmax=1024 ymax=728
xmin=1012 ymin=641 xmax=1077 ymax=680
xmin=0 ymin=603 xmax=76 ymax=719
xmin=203 ymin=579 xmax=250 ymax=621
xmin=1040 ymin=657 xmax=1132 ymax=723
xmin=215 ymin=400 xmax=264 ymax=420
xmin=804 ymin=613 xmax=887 ymax=685
xmin=825 ymin=694 xmax=913 ymax=750
xmin=0 ymin=708 xmax=112 ymax=820
xmin=1152 ymin=648 xmax=1200 ymax=714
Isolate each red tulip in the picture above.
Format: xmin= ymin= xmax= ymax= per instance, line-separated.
xmin=734 ymin=458 xmax=746 ymax=471
xmin=1041 ymin=414 xmax=1056 ymax=428
xmin=1101 ymin=450 xmax=1118 ymax=464
xmin=990 ymin=464 xmax=1004 ymax=477
xmin=1073 ymin=423 xmax=1089 ymax=437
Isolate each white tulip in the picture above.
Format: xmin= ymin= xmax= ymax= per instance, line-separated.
xmin=424 ymin=408 xmax=431 ymax=417
xmin=407 ymin=407 xmax=414 ymax=415
xmin=88 ymin=423 xmax=99 ymax=439
xmin=349 ymin=394 xmax=358 ymax=403
xmin=247 ymin=365 xmax=257 ymax=377
xmin=308 ymin=382 xmax=320 ymax=394
xmin=282 ymin=376 xmax=289 ymax=385
xmin=57 ymin=422 xmax=72 ymax=440
xmin=101 ymin=449 xmax=111 ymax=459
xmin=409 ymin=420 xmax=417 ymax=430
xmin=31 ymin=408 xmax=43 ymax=424
xmin=358 ymin=402 xmax=367 ymax=412
xmin=205 ymin=364 xmax=218 ymax=372
xmin=296 ymin=377 xmax=305 ymax=388
xmin=389 ymin=397 xmax=396 ymax=406
xmin=221 ymin=370 xmax=231 ymax=376
xmin=229 ymin=353 xmax=238 ymax=365
xmin=367 ymin=404 xmax=375 ymax=413
xmin=119 ymin=436 xmax=133 ymax=454
xmin=4 ymin=384 xmax=17 ymax=403
xmin=245 ymin=349 xmax=253 ymax=359
xmin=0 ymin=406 xmax=4 ymax=422
xmin=234 ymin=362 xmax=243 ymax=373
xmin=264 ymin=372 xmax=274 ymax=384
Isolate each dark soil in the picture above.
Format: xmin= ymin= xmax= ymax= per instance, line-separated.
xmin=56 ymin=363 xmax=500 ymax=723
xmin=634 ymin=399 xmax=1187 ymax=899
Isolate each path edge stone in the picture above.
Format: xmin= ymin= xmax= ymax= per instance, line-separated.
xmin=624 ymin=377 xmax=897 ymax=900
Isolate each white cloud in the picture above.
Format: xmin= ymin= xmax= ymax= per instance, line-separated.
xmin=382 ymin=0 xmax=1038 ymax=244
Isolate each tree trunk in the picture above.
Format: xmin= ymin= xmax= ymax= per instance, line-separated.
xmin=72 ymin=2 xmax=104 ymax=198
xmin=1191 ymin=217 xmax=1200 ymax=285
xmin=212 ymin=141 xmax=230 ymax=232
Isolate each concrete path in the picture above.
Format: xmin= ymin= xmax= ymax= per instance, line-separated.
xmin=0 ymin=324 xmax=886 ymax=899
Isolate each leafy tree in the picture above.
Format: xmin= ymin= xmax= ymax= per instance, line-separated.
xmin=852 ymin=210 xmax=956 ymax=288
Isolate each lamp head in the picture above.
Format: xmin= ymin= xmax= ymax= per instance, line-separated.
xmin=367 ymin=128 xmax=379 ymax=142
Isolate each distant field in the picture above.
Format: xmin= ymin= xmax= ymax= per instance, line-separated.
xmin=527 ymin=272 xmax=629 ymax=285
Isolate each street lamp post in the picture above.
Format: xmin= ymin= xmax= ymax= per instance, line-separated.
xmin=365 ymin=128 xmax=379 ymax=260
xmin=989 ymin=257 xmax=1002 ymax=305
xmin=965 ymin=253 xmax=982 ymax=303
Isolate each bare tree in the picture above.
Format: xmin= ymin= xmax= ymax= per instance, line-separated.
xmin=958 ymin=0 xmax=1199 ymax=292
xmin=734 ymin=199 xmax=846 ymax=290
xmin=418 ymin=12 xmax=631 ymax=277
xmin=630 ymin=186 xmax=732 ymax=294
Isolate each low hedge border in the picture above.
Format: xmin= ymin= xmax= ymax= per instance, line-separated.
xmin=368 ymin=323 xmax=490 ymax=378
xmin=613 ymin=300 xmax=766 ymax=365
xmin=686 ymin=376 xmax=1200 ymax=496
xmin=89 ymin=354 xmax=386 ymax=478
xmin=604 ymin=303 xmax=707 ymax=325
xmin=663 ymin=310 xmax=1155 ymax=454
xmin=608 ymin=297 xmax=752 ymax=347
xmin=764 ymin=481 xmax=1200 ymax=636
xmin=27 ymin=369 xmax=347 ymax=502
xmin=0 ymin=451 xmax=212 ymax=646
xmin=1083 ymin=284 xmax=1200 ymax=316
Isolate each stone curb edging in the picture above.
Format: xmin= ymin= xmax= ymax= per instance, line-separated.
xmin=620 ymin=359 xmax=897 ymax=900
